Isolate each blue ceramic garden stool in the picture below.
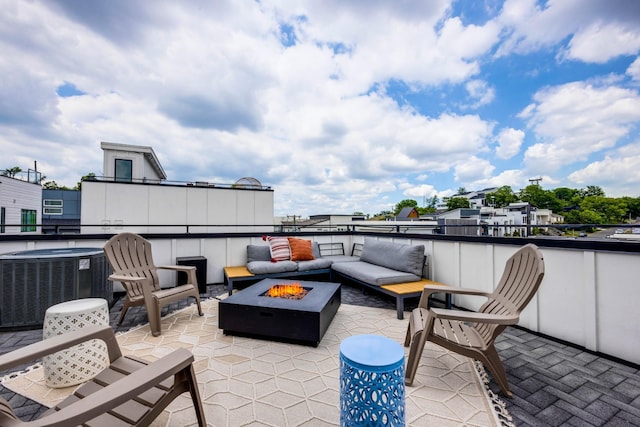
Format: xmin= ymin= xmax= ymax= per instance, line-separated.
xmin=339 ymin=334 xmax=405 ymax=426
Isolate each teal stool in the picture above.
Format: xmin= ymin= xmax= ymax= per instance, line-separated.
xmin=339 ymin=334 xmax=405 ymax=426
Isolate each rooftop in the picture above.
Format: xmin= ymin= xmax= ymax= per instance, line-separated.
xmin=1 ymin=283 xmax=638 ymax=426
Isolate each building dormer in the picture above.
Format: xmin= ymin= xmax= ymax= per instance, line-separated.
xmin=101 ymin=142 xmax=167 ymax=183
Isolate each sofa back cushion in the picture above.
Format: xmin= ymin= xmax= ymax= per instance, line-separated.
xmin=360 ymin=238 xmax=425 ymax=276
xmin=247 ymin=245 xmax=271 ymax=262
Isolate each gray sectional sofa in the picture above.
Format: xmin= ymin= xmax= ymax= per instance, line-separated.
xmin=243 ymin=238 xmax=427 ymax=291
xmin=235 ymin=238 xmax=429 ymax=319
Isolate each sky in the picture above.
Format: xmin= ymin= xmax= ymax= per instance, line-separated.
xmin=2 ymin=0 xmax=640 ymax=217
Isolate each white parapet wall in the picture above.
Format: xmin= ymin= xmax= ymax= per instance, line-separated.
xmin=0 ymin=234 xmax=638 ymax=366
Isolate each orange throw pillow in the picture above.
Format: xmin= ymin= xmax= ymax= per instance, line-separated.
xmin=287 ymin=237 xmax=315 ymax=261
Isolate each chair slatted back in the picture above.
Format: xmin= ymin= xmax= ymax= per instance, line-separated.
xmin=104 ymin=233 xmax=161 ymax=297
xmin=475 ymin=244 xmax=545 ymax=343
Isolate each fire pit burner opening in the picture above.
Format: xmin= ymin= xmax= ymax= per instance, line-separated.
xmin=262 ymin=283 xmax=310 ymax=299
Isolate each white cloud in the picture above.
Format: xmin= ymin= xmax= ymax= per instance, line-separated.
xmin=2 ymin=0 xmax=640 ymax=216
xmin=468 ymin=169 xmax=528 ymax=191
xmin=566 ymin=22 xmax=640 ymax=63
xmin=497 ymin=0 xmax=640 ymax=63
xmin=568 ymin=142 xmax=640 ymax=196
xmin=521 ymin=82 xmax=640 ymax=173
xmin=495 ymin=128 xmax=524 ymax=159
xmin=464 ymin=79 xmax=495 ymax=108
xmin=627 ymin=57 xmax=640 ymax=82
xmin=454 ymin=156 xmax=495 ymax=183
xmin=402 ymin=184 xmax=438 ymax=199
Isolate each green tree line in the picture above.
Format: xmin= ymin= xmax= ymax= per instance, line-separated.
xmin=390 ymin=184 xmax=640 ymax=225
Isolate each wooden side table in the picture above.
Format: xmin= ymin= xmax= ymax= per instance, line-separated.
xmin=42 ymin=298 xmax=110 ymax=388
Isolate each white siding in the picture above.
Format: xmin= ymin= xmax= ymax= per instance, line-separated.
xmin=0 ymin=176 xmax=41 ymax=234
xmin=80 ymin=181 xmax=274 ymax=234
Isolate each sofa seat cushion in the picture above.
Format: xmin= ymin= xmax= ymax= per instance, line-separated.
xmin=331 ymin=261 xmax=420 ymax=286
xmin=297 ymin=258 xmax=333 ymax=272
xmin=322 ymin=255 xmax=360 ymax=263
xmin=247 ymin=260 xmax=298 ymax=275
xmin=360 ymin=238 xmax=425 ymax=276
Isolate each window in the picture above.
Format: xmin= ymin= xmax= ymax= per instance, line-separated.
xmin=21 ymin=209 xmax=37 ymax=232
xmin=1 ymin=207 xmax=5 ymax=233
xmin=43 ymin=199 xmax=63 ymax=215
xmin=115 ymin=159 xmax=133 ymax=182
xmin=44 ymin=207 xmax=63 ymax=215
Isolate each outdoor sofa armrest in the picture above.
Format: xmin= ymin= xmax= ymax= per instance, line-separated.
xmin=429 ymin=308 xmax=519 ymax=325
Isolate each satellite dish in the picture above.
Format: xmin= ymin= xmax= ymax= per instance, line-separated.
xmin=233 ymin=177 xmax=262 ymax=189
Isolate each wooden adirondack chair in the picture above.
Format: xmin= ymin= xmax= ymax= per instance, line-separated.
xmin=104 ymin=233 xmax=203 ymax=336
xmin=404 ymin=243 xmax=545 ymax=397
xmin=0 ymin=325 xmax=206 ymax=426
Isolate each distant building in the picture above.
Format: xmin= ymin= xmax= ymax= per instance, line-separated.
xmin=437 ymin=208 xmax=481 ymax=235
xmin=396 ymin=207 xmax=419 ymax=220
xmin=81 ymin=142 xmax=274 ymax=234
xmin=437 ymin=187 xmax=499 ymax=210
xmin=283 ymin=214 xmax=367 ymax=232
xmin=42 ymin=189 xmax=81 ymax=234
xmin=436 ymin=203 xmax=565 ymax=237
xmin=0 ymin=174 xmax=42 ymax=235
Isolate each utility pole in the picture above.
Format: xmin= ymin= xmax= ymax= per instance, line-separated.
xmin=287 ymin=215 xmax=300 ymax=231
xmin=529 ymin=177 xmax=542 ymax=186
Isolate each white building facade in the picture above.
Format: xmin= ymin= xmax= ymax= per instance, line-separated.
xmin=81 ymin=143 xmax=274 ymax=234
xmin=0 ymin=175 xmax=42 ymax=235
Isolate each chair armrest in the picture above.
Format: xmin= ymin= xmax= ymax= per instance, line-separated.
xmin=0 ymin=326 xmax=121 ymax=373
xmin=108 ymin=274 xmax=146 ymax=282
xmin=157 ymin=265 xmax=198 ymax=287
xmin=430 ymin=308 xmax=519 ymax=325
xmin=157 ymin=265 xmax=195 ymax=272
xmin=419 ymin=285 xmax=492 ymax=308
xmin=29 ymin=349 xmax=195 ymax=427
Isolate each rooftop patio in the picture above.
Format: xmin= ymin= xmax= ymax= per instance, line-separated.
xmin=1 ymin=283 xmax=638 ymax=426
xmin=1 ymin=229 xmax=639 ymax=425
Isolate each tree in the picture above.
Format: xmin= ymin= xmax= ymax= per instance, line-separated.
xmin=490 ymin=186 xmax=517 ymax=207
xmin=394 ymin=199 xmax=418 ymax=215
xmin=456 ymin=187 xmax=466 ymax=195
xmin=582 ymin=185 xmax=605 ymax=198
xmin=620 ymin=197 xmax=640 ymax=221
xmin=446 ymin=197 xmax=470 ymax=210
xmin=74 ymin=173 xmax=96 ymax=190
xmin=518 ymin=184 xmax=561 ymax=210
xmin=553 ymin=187 xmax=579 ymax=203
xmin=424 ymin=195 xmax=438 ymax=210
xmin=42 ymin=181 xmax=70 ymax=190
xmin=1 ymin=166 xmax=22 ymax=177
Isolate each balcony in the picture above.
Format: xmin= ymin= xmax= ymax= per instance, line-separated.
xmin=1 ymin=227 xmax=639 ymax=425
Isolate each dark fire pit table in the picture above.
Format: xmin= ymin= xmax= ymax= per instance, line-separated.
xmin=218 ymin=278 xmax=341 ymax=347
